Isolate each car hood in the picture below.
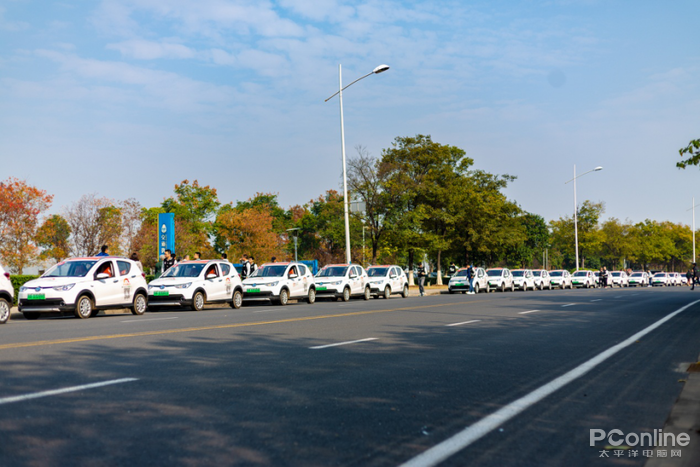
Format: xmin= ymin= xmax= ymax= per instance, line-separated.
xmin=149 ymin=277 xmax=198 ymax=286
xmin=242 ymin=277 xmax=284 ymax=286
xmin=24 ymin=277 xmax=86 ymax=288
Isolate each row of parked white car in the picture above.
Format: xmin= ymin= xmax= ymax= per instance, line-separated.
xmin=446 ymin=268 xmax=688 ymax=293
xmin=0 ymin=257 xmax=411 ymax=322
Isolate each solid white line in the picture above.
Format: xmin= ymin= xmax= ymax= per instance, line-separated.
xmin=561 ymin=303 xmax=576 ymax=307
xmin=518 ymin=310 xmax=541 ymax=315
xmin=0 ymin=378 xmax=139 ymax=406
xmin=310 ymin=338 xmax=377 ymax=349
xmin=446 ymin=320 xmax=481 ymax=327
xmin=399 ymin=299 xmax=700 ymax=467
xmin=590 ymin=299 xmax=602 ymax=302
xmin=120 ymin=317 xmax=179 ymax=323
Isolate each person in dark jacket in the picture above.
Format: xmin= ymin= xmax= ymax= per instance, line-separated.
xmin=417 ymin=264 xmax=426 ymax=296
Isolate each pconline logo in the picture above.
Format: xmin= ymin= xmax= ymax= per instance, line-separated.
xmin=590 ymin=429 xmax=690 ymax=447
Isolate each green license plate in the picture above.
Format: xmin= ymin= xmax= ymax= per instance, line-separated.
xmin=153 ymin=290 xmax=169 ymax=296
xmin=247 ymin=288 xmax=261 ymax=293
xmin=454 ymin=283 xmax=463 ymax=286
xmin=27 ymin=293 xmax=45 ymax=300
xmin=316 ymin=286 xmax=327 ymax=291
xmin=573 ymin=281 xmax=580 ymax=284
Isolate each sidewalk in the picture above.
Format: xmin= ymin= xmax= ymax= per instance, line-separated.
xmin=407 ymin=285 xmax=448 ymax=297
xmin=646 ymin=354 xmax=700 ymax=467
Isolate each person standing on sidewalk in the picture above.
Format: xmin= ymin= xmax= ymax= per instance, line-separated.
xmin=417 ymin=264 xmax=426 ymax=296
xmin=163 ymin=249 xmax=176 ymax=273
xmin=466 ymin=264 xmax=475 ymax=294
xmin=691 ymin=263 xmax=698 ymax=291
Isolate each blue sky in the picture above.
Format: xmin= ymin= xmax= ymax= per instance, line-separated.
xmin=1 ymin=0 xmax=699 ymax=226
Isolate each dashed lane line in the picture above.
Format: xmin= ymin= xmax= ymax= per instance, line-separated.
xmin=309 ymin=338 xmax=377 ymax=349
xmin=518 ymin=310 xmax=541 ymax=315
xmin=446 ymin=320 xmax=481 ymax=327
xmin=0 ymin=378 xmax=138 ymax=405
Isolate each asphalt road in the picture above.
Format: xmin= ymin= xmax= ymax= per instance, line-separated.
xmin=0 ymin=287 xmax=698 ymax=467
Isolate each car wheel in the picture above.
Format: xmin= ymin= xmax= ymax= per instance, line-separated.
xmin=510 ymin=283 xmax=515 ymax=292
xmin=191 ymin=291 xmax=205 ymax=311
xmin=474 ymin=283 xmax=480 ymax=294
xmin=75 ymin=295 xmax=93 ymax=319
xmin=23 ymin=312 xmax=40 ymax=320
xmin=383 ymin=286 xmax=391 ymax=299
xmin=231 ymin=290 xmax=243 ymax=309
xmin=364 ymin=287 xmax=371 ymax=300
xmin=342 ymin=287 xmax=351 ymax=302
xmin=307 ymin=288 xmax=316 ymax=304
xmin=486 ymin=283 xmax=491 ymax=293
xmin=402 ymin=284 xmax=409 ymax=298
xmin=500 ymin=283 xmax=505 ymax=292
xmin=449 ymin=289 xmax=455 ymax=294
xmin=278 ymin=288 xmax=289 ymax=306
xmin=131 ymin=293 xmax=147 ymax=315
xmin=0 ymin=298 xmax=10 ymax=324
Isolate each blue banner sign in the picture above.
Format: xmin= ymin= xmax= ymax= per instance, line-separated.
xmin=158 ymin=213 xmax=175 ymax=259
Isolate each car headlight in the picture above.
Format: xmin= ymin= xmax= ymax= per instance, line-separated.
xmin=331 ymin=281 xmax=342 ymax=286
xmin=174 ymin=283 xmax=191 ymax=289
xmin=53 ymin=283 xmax=75 ymax=292
xmin=268 ymin=281 xmax=279 ymax=287
xmin=371 ymin=280 xmax=382 ymax=284
xmin=20 ymin=286 xmax=29 ymax=292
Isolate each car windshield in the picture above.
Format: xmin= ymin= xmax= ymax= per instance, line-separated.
xmin=611 ymin=272 xmax=621 ymax=277
xmin=486 ymin=270 xmax=503 ymax=277
xmin=454 ymin=270 xmax=468 ymax=277
xmin=573 ymin=271 xmax=588 ymax=277
xmin=367 ymin=267 xmax=389 ymax=277
xmin=531 ymin=271 xmax=542 ymax=277
xmin=631 ymin=273 xmax=644 ymax=277
xmin=162 ymin=263 xmax=205 ymax=278
xmin=43 ymin=260 xmax=97 ymax=278
xmin=317 ymin=266 xmax=348 ymax=277
xmin=250 ymin=265 xmax=287 ymax=277
xmin=653 ymin=273 xmax=666 ymax=278
xmin=549 ymin=271 xmax=563 ymax=277
xmin=511 ymin=271 xmax=524 ymax=277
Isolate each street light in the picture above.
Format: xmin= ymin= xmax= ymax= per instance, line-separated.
xmin=286 ymin=228 xmax=300 ymax=262
xmin=686 ymin=198 xmax=700 ymax=263
xmin=325 ymin=64 xmax=390 ymax=264
xmin=564 ymin=165 xmax=602 ymax=270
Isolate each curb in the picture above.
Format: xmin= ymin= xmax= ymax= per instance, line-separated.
xmin=646 ymin=355 xmax=700 ymax=467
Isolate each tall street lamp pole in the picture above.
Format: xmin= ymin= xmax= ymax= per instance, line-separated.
xmin=325 ymin=64 xmax=389 ymax=264
xmin=687 ymin=198 xmax=700 ymax=263
xmin=565 ymin=165 xmax=603 ymax=270
xmin=286 ymin=228 xmax=300 ymax=262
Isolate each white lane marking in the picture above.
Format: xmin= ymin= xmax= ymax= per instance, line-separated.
xmin=518 ymin=310 xmax=541 ymax=315
xmin=120 ymin=317 xmax=179 ymax=323
xmin=0 ymin=378 xmax=139 ymax=406
xmin=446 ymin=320 xmax=481 ymax=327
xmin=310 ymin=338 xmax=377 ymax=350
xmin=399 ymin=299 xmax=700 ymax=467
xmin=590 ymin=299 xmax=602 ymax=302
xmin=561 ymin=303 xmax=576 ymax=307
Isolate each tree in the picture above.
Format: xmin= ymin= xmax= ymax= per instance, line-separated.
xmin=549 ymin=200 xmax=604 ymax=269
xmin=676 ymin=139 xmax=700 ymax=169
xmin=216 ymin=206 xmax=285 ymax=262
xmin=0 ymin=178 xmax=53 ymax=273
xmin=66 ymin=194 xmax=122 ymax=256
xmin=35 ymin=214 xmax=71 ymax=263
xmin=599 ymin=218 xmax=634 ymax=269
xmin=162 ymin=180 xmax=220 ymax=238
xmin=508 ymin=213 xmax=549 ymax=268
xmin=120 ymin=198 xmax=142 ymax=256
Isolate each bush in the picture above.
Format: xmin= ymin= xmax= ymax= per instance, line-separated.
xmin=145 ymin=275 xmax=155 ymax=283
xmin=9 ymin=275 xmax=40 ymax=305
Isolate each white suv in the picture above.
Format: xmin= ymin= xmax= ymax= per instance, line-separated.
xmin=148 ymin=260 xmax=244 ymax=310
xmin=571 ymin=270 xmax=595 ymax=288
xmin=367 ymin=265 xmax=409 ymax=299
xmin=242 ymin=262 xmax=316 ymax=306
xmin=531 ymin=270 xmax=552 ymax=290
xmin=18 ymin=257 xmax=148 ymax=320
xmin=511 ymin=269 xmax=536 ymax=291
xmin=315 ymin=264 xmax=371 ymax=301
xmin=0 ymin=264 xmax=13 ymax=324
xmin=448 ymin=267 xmax=489 ymax=293
xmin=486 ymin=268 xmax=514 ymax=292
xmin=609 ymin=271 xmax=629 ymax=287
xmin=549 ymin=270 xmax=572 ymax=289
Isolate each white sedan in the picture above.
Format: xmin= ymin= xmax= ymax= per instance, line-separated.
xmin=609 ymin=271 xmax=629 ymax=287
xmin=448 ymin=267 xmax=489 ymax=293
xmin=571 ymin=270 xmax=595 ymax=288
xmin=366 ymin=265 xmax=409 ymax=299
xmin=486 ymin=268 xmax=514 ymax=292
xmin=628 ymin=272 xmax=648 ymax=287
xmin=531 ymin=270 xmax=552 ymax=290
xmin=242 ymin=262 xmax=316 ymax=305
xmin=315 ymin=264 xmax=371 ymax=301
xmin=651 ymin=272 xmax=670 ymax=287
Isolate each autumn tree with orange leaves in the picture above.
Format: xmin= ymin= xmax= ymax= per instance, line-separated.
xmin=216 ymin=206 xmax=287 ymax=262
xmin=0 ymin=178 xmax=53 ymax=273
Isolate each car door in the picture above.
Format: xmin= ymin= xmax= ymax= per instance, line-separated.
xmin=204 ymin=263 xmax=226 ymax=301
xmin=117 ymin=260 xmax=136 ymax=304
xmin=349 ymin=266 xmax=362 ymax=294
xmin=287 ymin=265 xmax=304 ymax=298
xmin=389 ymin=267 xmax=400 ymax=292
xmin=92 ymin=259 xmax=122 ymax=306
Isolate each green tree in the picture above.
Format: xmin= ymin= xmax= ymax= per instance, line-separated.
xmin=35 ymin=214 xmax=72 ymax=263
xmin=676 ymin=139 xmax=700 ymax=169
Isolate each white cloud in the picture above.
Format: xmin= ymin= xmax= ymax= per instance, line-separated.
xmin=107 ymin=39 xmax=196 ymax=59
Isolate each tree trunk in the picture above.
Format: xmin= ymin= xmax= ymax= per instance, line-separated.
xmin=436 ymin=250 xmax=443 ymax=285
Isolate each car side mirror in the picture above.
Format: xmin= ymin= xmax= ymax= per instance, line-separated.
xmin=96 ymin=273 xmax=109 ymax=280
xmin=207 ymin=273 xmax=216 ymax=279
xmin=289 ymin=273 xmax=298 ymax=279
